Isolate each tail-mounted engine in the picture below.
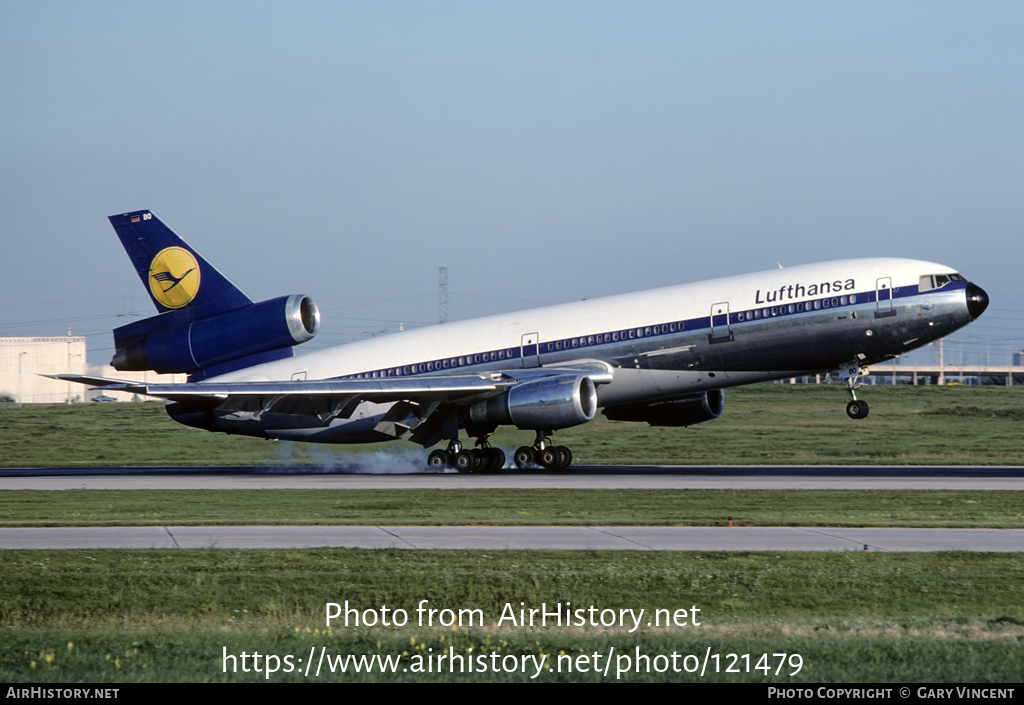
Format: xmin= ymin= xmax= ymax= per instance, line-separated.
xmin=111 ymin=294 xmax=320 ymax=374
xmin=602 ymin=389 xmax=724 ymax=427
xmin=469 ymin=374 xmax=598 ymax=430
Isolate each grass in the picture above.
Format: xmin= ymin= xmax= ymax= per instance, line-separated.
xmin=2 ymin=384 xmax=1024 ymax=467
xmin=2 ymin=488 xmax=1023 ymax=527
xmin=2 ymin=549 xmax=1023 ymax=682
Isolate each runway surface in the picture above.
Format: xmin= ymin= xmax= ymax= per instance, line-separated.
xmin=3 ymin=464 xmax=1024 ymax=489
xmin=2 ymin=525 xmax=1021 ymax=551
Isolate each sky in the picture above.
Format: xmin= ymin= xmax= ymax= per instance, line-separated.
xmin=1 ymin=1 xmax=1022 ymax=368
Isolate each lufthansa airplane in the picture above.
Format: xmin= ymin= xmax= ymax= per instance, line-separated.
xmin=54 ymin=210 xmax=990 ymax=471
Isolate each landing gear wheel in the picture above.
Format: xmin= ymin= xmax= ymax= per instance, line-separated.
xmin=846 ymin=400 xmax=869 ymax=419
xmin=469 ymin=449 xmax=485 ymax=472
xmin=553 ymin=446 xmax=572 ymax=469
xmin=538 ymin=447 xmax=559 ymax=469
xmin=514 ymin=446 xmax=536 ymax=469
xmin=427 ymin=449 xmax=451 ymax=469
xmin=452 ymin=450 xmax=475 ymax=472
xmin=488 ymin=448 xmax=506 ymax=471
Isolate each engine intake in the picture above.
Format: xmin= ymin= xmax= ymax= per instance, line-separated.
xmin=112 ymin=294 xmax=320 ymax=374
xmin=602 ymin=389 xmax=724 ymax=427
xmin=470 ymin=375 xmax=598 ymax=430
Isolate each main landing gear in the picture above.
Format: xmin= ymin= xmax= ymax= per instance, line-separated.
xmin=425 ymin=430 xmax=574 ymax=472
xmin=840 ymin=362 xmax=870 ymax=420
xmin=427 ymin=438 xmax=506 ymax=473
xmin=514 ymin=430 xmax=573 ymax=471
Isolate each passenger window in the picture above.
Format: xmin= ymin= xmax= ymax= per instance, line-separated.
xmin=738 ymin=312 xmax=745 ymax=321
xmin=754 ymin=309 xmax=761 ymax=319
xmin=788 ymin=304 xmax=795 ymax=313
xmin=498 ymin=350 xmax=505 ymax=359
xmin=669 ymin=323 xmax=676 ymax=332
xmin=823 ymin=299 xmax=830 ymax=308
xmin=587 ymin=336 xmax=594 ymax=345
xmin=771 ymin=307 xmax=777 ymax=316
xmin=831 ymin=297 xmax=839 ymax=307
xmin=850 ymin=294 xmax=857 ymax=304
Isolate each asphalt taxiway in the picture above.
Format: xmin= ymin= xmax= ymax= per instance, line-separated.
xmin=1 ymin=525 xmax=1021 ymax=551
xmin=2 ymin=464 xmax=1024 ymax=490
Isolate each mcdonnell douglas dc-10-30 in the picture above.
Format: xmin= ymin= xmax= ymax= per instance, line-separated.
xmin=54 ymin=210 xmax=990 ymax=471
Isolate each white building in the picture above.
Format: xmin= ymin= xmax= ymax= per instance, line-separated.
xmin=0 ymin=336 xmax=86 ymax=404
xmin=0 ymin=336 xmax=185 ymax=404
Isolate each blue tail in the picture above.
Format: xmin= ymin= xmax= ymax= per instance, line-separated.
xmin=109 ymin=210 xmax=252 ymax=318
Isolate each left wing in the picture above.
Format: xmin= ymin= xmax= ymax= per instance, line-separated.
xmin=48 ymin=372 xmax=519 ymax=407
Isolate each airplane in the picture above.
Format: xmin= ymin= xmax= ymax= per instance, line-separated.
xmin=54 ymin=210 xmax=990 ymax=472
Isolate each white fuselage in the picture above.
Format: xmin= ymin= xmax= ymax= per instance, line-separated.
xmin=196 ymin=257 xmax=977 ymax=443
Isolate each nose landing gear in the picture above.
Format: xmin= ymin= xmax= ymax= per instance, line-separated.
xmin=839 ymin=361 xmax=870 ymax=419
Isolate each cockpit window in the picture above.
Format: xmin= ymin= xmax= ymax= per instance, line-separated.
xmin=920 ymin=273 xmax=965 ymax=291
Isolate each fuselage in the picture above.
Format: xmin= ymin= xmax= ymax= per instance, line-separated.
xmin=190 ymin=257 xmax=986 ymax=444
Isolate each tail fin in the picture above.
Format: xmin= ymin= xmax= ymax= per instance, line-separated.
xmin=109 ymin=210 xmax=252 ymax=318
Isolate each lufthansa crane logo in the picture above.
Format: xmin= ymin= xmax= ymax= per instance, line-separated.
xmin=148 ymin=247 xmax=200 ymax=309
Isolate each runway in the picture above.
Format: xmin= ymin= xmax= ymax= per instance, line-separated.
xmin=2 ymin=464 xmax=1024 ymax=490
xmin=1 ymin=525 xmax=1021 ymax=551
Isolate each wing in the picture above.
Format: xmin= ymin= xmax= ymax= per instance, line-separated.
xmin=48 ymin=372 xmax=517 ymax=406
xmin=50 ymin=366 xmax=614 ymax=445
xmin=50 ymin=367 xmax=609 ymax=403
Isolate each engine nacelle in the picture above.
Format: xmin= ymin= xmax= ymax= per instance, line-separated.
xmin=112 ymin=294 xmax=320 ymax=374
xmin=602 ymin=389 xmax=724 ymax=427
xmin=469 ymin=375 xmax=598 ymax=430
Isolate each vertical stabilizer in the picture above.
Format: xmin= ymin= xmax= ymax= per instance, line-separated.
xmin=109 ymin=210 xmax=253 ymax=318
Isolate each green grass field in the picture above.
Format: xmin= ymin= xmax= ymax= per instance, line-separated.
xmin=3 ymin=384 xmax=1024 ymax=467
xmin=2 ymin=488 xmax=1023 ymax=527
xmin=2 ymin=384 xmax=1022 ymax=682
xmin=2 ymin=550 xmax=1022 ymax=682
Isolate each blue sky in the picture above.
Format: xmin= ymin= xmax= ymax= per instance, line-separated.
xmin=1 ymin=2 xmax=1021 ymax=367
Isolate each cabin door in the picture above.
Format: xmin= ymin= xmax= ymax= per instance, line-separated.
xmin=520 ymin=332 xmax=540 ymax=368
xmin=876 ymin=277 xmax=894 ymax=316
xmin=710 ymin=302 xmax=732 ymax=341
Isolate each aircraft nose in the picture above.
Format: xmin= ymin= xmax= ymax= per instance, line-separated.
xmin=965 ymin=282 xmax=989 ymax=319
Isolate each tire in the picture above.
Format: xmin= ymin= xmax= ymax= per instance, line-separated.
xmin=489 ymin=448 xmax=506 ymax=471
xmin=538 ymin=447 xmax=559 ymax=469
xmin=452 ymin=450 xmax=474 ymax=472
xmin=514 ymin=446 xmax=535 ymax=469
xmin=427 ymin=449 xmax=450 ymax=469
xmin=470 ymin=449 xmax=484 ymax=472
xmin=554 ymin=446 xmax=572 ymax=469
xmin=846 ymin=400 xmax=869 ymax=419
